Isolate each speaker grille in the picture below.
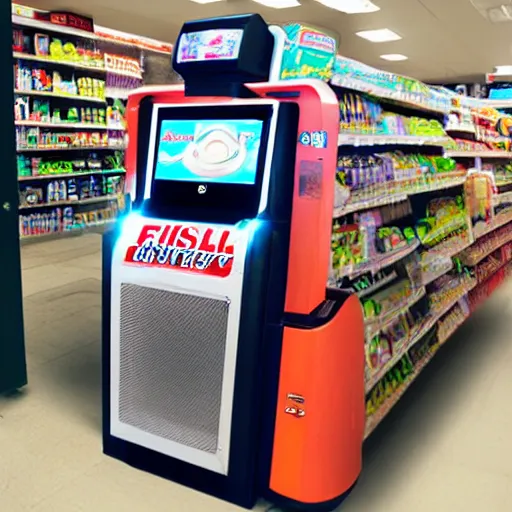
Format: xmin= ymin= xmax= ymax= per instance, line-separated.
xmin=119 ymin=283 xmax=229 ymax=454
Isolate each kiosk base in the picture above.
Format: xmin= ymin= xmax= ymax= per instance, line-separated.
xmin=265 ymin=481 xmax=358 ymax=512
xmin=103 ymin=438 xmax=257 ymax=509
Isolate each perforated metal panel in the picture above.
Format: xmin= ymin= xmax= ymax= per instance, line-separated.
xmin=118 ymin=283 xmax=229 ymax=454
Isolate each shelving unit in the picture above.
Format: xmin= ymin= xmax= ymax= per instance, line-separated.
xmin=14 ymin=88 xmax=106 ymax=102
xmin=330 ymin=58 xmax=512 ymax=437
xmin=13 ymin=51 xmax=106 ymax=71
xmin=15 ymin=120 xmax=108 ymax=129
xmin=10 ymin=3 xmax=177 ymax=242
xmin=11 ymin=7 xmax=149 ymax=241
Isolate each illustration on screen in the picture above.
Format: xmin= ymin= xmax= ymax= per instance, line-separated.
xmin=177 ymin=29 xmax=243 ymax=63
xmin=155 ymin=119 xmax=263 ymax=185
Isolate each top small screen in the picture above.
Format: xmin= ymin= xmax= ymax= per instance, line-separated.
xmin=155 ymin=119 xmax=264 ymax=185
xmin=176 ymin=29 xmax=244 ymax=63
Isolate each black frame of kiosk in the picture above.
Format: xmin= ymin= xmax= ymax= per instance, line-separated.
xmin=145 ymin=103 xmax=275 ymax=225
xmin=102 ymin=98 xmax=300 ymax=508
xmin=0 ymin=8 xmax=27 ymax=394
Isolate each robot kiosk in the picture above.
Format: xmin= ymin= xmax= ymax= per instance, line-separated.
xmin=102 ymin=14 xmax=365 ymax=512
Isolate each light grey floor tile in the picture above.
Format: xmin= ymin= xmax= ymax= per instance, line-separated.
xmin=1 ymin=235 xmax=511 ymax=511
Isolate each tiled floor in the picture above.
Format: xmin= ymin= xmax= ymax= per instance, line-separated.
xmin=1 ymin=233 xmax=512 ymax=511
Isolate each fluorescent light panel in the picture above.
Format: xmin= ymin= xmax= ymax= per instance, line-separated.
xmin=190 ymin=0 xmax=224 ymax=3
xmin=356 ymin=28 xmax=401 ymax=42
xmin=315 ymin=0 xmax=380 ymax=14
xmin=381 ymin=53 xmax=408 ymax=61
xmin=252 ymin=0 xmax=301 ymax=7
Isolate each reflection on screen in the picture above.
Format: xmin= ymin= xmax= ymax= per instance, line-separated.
xmin=177 ymin=29 xmax=244 ymax=63
xmin=155 ymin=119 xmax=263 ymax=185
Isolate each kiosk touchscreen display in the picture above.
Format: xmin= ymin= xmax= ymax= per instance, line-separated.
xmin=145 ymin=104 xmax=275 ymax=224
xmin=155 ymin=119 xmax=263 ymax=185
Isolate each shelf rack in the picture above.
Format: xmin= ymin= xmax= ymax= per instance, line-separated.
xmin=331 ymin=66 xmax=512 ymax=437
xmin=11 ymin=9 xmax=152 ymax=240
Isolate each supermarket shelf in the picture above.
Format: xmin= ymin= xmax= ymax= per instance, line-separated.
xmin=330 ymin=74 xmax=448 ymax=116
xmin=357 ymin=271 xmax=398 ymax=299
xmin=474 ymin=210 xmax=512 ymax=239
xmin=12 ymin=13 xmax=172 ymax=55
xmin=13 ymin=51 xmax=106 ymax=73
xmin=12 ymin=14 xmax=100 ymax=40
xmin=338 ymin=133 xmax=449 ymax=147
xmin=365 ymin=344 xmax=437 ymax=438
xmin=460 ymin=228 xmax=512 ymax=266
xmin=437 ymin=314 xmax=469 ymax=345
xmin=475 ymin=253 xmax=512 ymax=286
xmin=334 ymin=175 xmax=466 ymax=217
xmin=365 ymin=277 xmax=476 ymax=394
xmin=365 ymin=270 xmax=501 ymax=438
xmin=445 ymin=124 xmax=476 ymax=135
xmin=445 ymin=150 xmax=512 ymax=159
xmin=495 ymin=191 xmax=512 ymax=207
xmin=19 ymin=194 xmax=119 ymax=210
xmin=336 ymin=239 xmax=420 ymax=280
xmin=365 ymin=286 xmax=426 ymax=340
xmin=20 ymin=219 xmax=116 ymax=244
xmin=411 ymin=176 xmax=467 ymax=195
xmin=104 ymin=68 xmax=142 ymax=79
xmin=334 ymin=193 xmax=408 ymax=217
xmin=422 ymin=235 xmax=473 ymax=263
xmin=94 ymin=26 xmax=172 ymax=54
xmin=15 ymin=120 xmax=107 ymax=129
xmin=18 ymin=169 xmax=125 ymax=181
xmin=14 ymin=89 xmax=106 ymax=103
xmin=365 ymin=320 xmax=434 ymax=395
xmin=17 ymin=145 xmax=124 ymax=152
xmin=421 ymin=257 xmax=454 ymax=287
xmin=429 ymin=278 xmax=477 ymax=318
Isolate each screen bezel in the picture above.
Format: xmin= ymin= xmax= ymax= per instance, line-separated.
xmin=142 ymin=101 xmax=279 ymax=224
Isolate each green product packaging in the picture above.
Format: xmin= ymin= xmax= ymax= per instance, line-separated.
xmin=280 ymin=24 xmax=337 ymax=81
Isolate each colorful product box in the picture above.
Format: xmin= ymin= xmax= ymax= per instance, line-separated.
xmin=280 ymin=24 xmax=337 ymax=81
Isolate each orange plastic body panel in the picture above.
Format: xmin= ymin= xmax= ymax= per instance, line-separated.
xmin=249 ymin=82 xmax=340 ymax=315
xmin=269 ymin=295 xmax=366 ymax=504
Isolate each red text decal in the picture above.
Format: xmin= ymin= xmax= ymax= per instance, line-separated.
xmin=125 ymin=223 xmax=235 ymax=278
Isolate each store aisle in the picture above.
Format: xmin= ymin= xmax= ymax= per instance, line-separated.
xmin=1 ymin=234 xmax=512 ymax=512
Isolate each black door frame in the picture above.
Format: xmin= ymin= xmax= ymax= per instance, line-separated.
xmin=0 ymin=6 xmax=27 ymax=393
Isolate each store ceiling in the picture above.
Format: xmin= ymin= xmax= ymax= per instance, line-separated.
xmin=20 ymin=0 xmax=512 ymax=83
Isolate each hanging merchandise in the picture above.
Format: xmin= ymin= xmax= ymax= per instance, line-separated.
xmin=280 ymin=24 xmax=337 ymax=81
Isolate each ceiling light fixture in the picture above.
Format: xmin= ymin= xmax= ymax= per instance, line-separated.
xmin=252 ymin=0 xmax=301 ymax=8
xmin=315 ymin=0 xmax=380 ymax=14
xmin=380 ymin=53 xmax=408 ymax=61
xmin=356 ymin=28 xmax=401 ymax=42
xmin=190 ymin=0 xmax=225 ymax=3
